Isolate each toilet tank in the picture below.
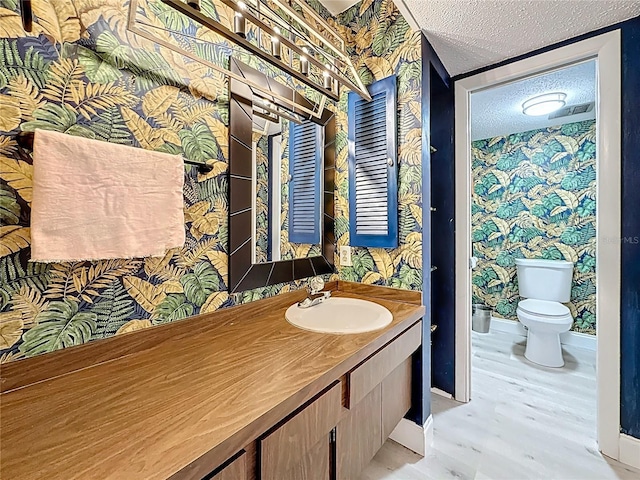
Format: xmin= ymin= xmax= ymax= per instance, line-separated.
xmin=515 ymin=258 xmax=574 ymax=302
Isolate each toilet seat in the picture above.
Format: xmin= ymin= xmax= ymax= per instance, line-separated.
xmin=517 ymin=299 xmax=570 ymax=318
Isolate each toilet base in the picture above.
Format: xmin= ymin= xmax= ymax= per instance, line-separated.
xmin=524 ymin=330 xmax=564 ymax=367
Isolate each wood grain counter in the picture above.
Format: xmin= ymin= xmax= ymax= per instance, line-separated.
xmin=0 ymin=282 xmax=424 ymax=480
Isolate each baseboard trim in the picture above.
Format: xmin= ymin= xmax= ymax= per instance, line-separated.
xmin=389 ymin=415 xmax=433 ymax=456
xmin=619 ymin=433 xmax=640 ymax=469
xmin=560 ymin=329 xmax=597 ymax=352
xmin=488 ymin=316 xmax=527 ymax=336
xmin=430 ymin=387 xmax=453 ymax=399
xmin=489 ymin=316 xmax=596 ymax=351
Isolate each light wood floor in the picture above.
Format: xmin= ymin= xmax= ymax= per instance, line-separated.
xmin=360 ymin=330 xmax=640 ymax=480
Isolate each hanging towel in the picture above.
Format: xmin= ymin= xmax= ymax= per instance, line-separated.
xmin=30 ymin=130 xmax=185 ymax=262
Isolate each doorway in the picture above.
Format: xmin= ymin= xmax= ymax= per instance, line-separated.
xmin=454 ymin=31 xmax=622 ymax=459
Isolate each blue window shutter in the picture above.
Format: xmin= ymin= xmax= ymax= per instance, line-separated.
xmin=348 ymin=75 xmax=398 ymax=248
xmin=289 ymin=120 xmax=322 ymax=244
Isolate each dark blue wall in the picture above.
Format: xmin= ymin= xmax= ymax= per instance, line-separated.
xmin=453 ymin=15 xmax=640 ymax=439
xmin=410 ymin=35 xmax=455 ymax=425
xmin=429 ymin=62 xmax=456 ymax=396
xmin=620 ymin=16 xmax=640 ymax=440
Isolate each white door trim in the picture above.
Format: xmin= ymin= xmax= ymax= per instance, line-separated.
xmin=454 ymin=31 xmax=622 ymax=460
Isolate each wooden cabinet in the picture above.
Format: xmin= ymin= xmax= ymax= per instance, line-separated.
xmin=337 ymin=322 xmax=421 ymax=480
xmin=207 ymin=451 xmax=247 ymax=480
xmin=260 ymin=383 xmax=341 ymax=480
xmin=185 ymin=322 xmax=421 ymax=480
xmin=336 ymin=384 xmax=382 ymax=480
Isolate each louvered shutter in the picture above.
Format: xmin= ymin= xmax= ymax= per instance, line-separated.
xmin=348 ymin=75 xmax=398 ymax=248
xmin=288 ymin=120 xmax=322 ymax=244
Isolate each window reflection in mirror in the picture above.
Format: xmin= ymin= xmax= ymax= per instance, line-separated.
xmin=251 ymin=112 xmax=322 ymax=264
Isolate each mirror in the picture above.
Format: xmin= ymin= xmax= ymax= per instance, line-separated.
xmin=228 ymin=58 xmax=335 ymax=293
xmin=252 ymin=114 xmax=323 ymax=263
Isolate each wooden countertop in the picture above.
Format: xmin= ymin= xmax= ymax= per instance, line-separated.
xmin=0 ymin=282 xmax=424 ymax=480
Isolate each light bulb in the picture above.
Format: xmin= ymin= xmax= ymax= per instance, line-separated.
xmin=234 ymin=12 xmax=246 ymax=37
xmin=323 ymin=70 xmax=331 ymax=90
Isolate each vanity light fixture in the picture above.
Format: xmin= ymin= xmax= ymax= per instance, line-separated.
xmin=148 ymin=0 xmax=373 ymax=102
xmin=128 ymin=1 xmax=328 ymax=123
xmin=522 ymin=92 xmax=567 ymax=116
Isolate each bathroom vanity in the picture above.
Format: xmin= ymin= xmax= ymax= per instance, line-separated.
xmin=0 ymin=282 xmax=424 ymax=480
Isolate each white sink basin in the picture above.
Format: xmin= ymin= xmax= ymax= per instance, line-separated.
xmin=285 ymin=297 xmax=392 ymax=334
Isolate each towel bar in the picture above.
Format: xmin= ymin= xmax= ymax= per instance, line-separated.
xmin=15 ymin=131 xmax=214 ymax=174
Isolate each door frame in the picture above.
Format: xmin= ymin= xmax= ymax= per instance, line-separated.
xmin=454 ymin=31 xmax=622 ymax=459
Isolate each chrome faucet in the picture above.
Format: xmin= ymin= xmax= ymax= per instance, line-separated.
xmin=297 ymin=276 xmax=331 ymax=308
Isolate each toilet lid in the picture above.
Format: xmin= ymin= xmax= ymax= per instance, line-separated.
xmin=518 ymin=299 xmax=570 ymax=317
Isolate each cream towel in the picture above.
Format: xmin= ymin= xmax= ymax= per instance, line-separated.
xmin=30 ymin=130 xmax=185 ymax=262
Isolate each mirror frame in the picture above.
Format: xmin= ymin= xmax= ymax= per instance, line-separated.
xmin=228 ymin=58 xmax=335 ymax=293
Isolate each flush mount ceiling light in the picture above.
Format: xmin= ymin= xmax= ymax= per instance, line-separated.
xmin=522 ymin=92 xmax=567 ymax=116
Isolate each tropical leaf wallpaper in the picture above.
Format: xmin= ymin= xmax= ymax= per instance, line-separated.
xmin=332 ymin=0 xmax=423 ymax=290
xmin=254 ymin=131 xmax=270 ymax=263
xmin=471 ymin=120 xmax=597 ymax=334
xmin=0 ymin=0 xmax=423 ymax=362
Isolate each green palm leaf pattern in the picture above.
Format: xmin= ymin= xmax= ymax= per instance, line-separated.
xmin=0 ymin=185 xmax=20 ymax=225
xmin=179 ymin=123 xmax=219 ymax=163
xmin=87 ymin=106 xmax=132 ymax=144
xmin=0 ymin=0 xmax=424 ymax=360
xmin=180 ymin=262 xmax=219 ymax=306
xmin=0 ymin=254 xmax=50 ymax=309
xmin=21 ymin=103 xmax=95 ymax=138
xmin=154 ymin=294 xmax=194 ymax=323
xmin=76 ymin=44 xmax=122 ymax=84
xmin=90 ymin=281 xmax=135 ymax=339
xmin=0 ymin=40 xmax=49 ymax=89
xmin=19 ymin=299 xmax=97 ymax=357
xmin=472 ymin=120 xmax=597 ymax=334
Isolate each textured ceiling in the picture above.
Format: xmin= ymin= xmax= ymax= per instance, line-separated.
xmin=318 ymin=0 xmax=361 ymax=15
xmin=401 ymin=0 xmax=640 ymax=76
xmin=471 ymin=60 xmax=595 ymax=141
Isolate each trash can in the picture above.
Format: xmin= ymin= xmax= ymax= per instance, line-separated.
xmin=472 ymin=304 xmax=492 ymax=333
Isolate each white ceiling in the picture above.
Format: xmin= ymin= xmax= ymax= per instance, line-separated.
xmin=471 ymin=60 xmax=595 ymax=141
xmin=396 ymin=0 xmax=640 ymax=76
xmin=319 ymin=0 xmax=361 ymax=15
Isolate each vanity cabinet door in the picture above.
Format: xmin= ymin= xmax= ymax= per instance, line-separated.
xmin=260 ymin=383 xmax=341 ymax=480
xmin=207 ymin=451 xmax=247 ymax=480
xmin=336 ymin=384 xmax=383 ymax=480
xmin=382 ymin=357 xmax=412 ymax=439
xmin=271 ymin=436 xmax=330 ymax=480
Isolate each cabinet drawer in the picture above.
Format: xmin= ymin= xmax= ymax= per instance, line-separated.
xmin=349 ymin=321 xmax=421 ymax=407
xmin=260 ymin=383 xmax=341 ymax=480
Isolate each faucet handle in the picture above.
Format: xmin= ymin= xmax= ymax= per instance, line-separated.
xmin=308 ymin=276 xmax=324 ymax=295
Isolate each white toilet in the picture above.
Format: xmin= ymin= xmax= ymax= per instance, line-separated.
xmin=515 ymin=258 xmax=574 ymax=367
